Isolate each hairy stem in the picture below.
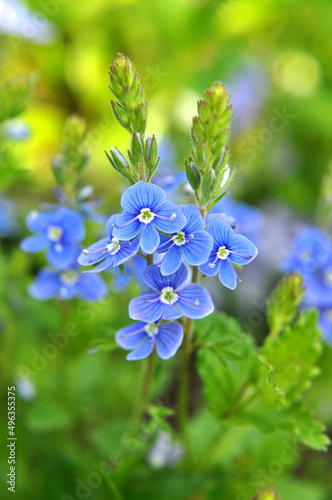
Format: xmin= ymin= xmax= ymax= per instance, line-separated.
xmin=178 ymin=265 xmax=199 ymax=438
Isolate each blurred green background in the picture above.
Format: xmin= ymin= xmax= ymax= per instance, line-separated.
xmin=1 ymin=0 xmax=332 ymax=498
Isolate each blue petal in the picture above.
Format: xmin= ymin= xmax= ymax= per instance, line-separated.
xmin=162 ymin=304 xmax=183 ymax=320
xmin=156 ymin=322 xmax=183 ymax=360
xmin=25 ymin=210 xmax=54 ymax=234
xmin=160 ymin=245 xmax=182 ymax=276
xmin=46 ymin=242 xmax=80 ymax=270
xmin=129 ymin=294 xmax=164 ymax=322
xmin=112 ymin=210 xmax=141 ymax=240
xmin=207 ymin=217 xmax=234 ymax=247
xmin=83 ymin=254 xmax=114 ymax=273
xmin=140 ymin=223 xmax=160 ymax=254
xmin=199 ymin=252 xmax=221 ymax=277
xmin=157 ymin=234 xmax=173 ymax=252
xmin=126 ymin=336 xmax=154 ymax=361
xmin=29 ymin=268 xmax=60 ymax=300
xmin=218 ymin=259 xmax=238 ymax=289
xmin=106 ymin=214 xmax=119 ymax=239
xmin=177 ymin=284 xmax=214 ymax=319
xmin=56 ymin=285 xmax=77 ymax=301
xmin=20 ymin=235 xmax=48 ymax=253
xmin=78 ymin=237 xmax=110 ymax=266
xmin=142 ymin=263 xmax=189 ymax=291
xmin=153 ymin=201 xmax=186 ymax=233
xmin=57 ymin=208 xmax=85 ymax=242
xmin=179 ymin=204 xmax=205 ymax=233
xmin=113 ymin=238 xmax=140 ymax=266
xmin=116 ymin=322 xmax=147 ymax=349
xmin=121 ymin=181 xmax=166 ymax=213
xmin=182 ymin=231 xmax=213 ymax=266
xmin=77 ymin=274 xmax=108 ymax=301
xmin=228 ymin=234 xmax=258 ymax=265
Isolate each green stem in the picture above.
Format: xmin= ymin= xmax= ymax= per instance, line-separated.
xmin=178 ymin=266 xmax=199 ymax=438
xmin=200 ymin=424 xmax=230 ymax=470
xmin=134 ymin=252 xmax=155 ymax=423
xmin=135 ymin=348 xmax=156 ymax=423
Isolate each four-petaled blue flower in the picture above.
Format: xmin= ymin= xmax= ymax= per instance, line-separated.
xmin=199 ymin=217 xmax=258 ymax=290
xmin=115 ymin=320 xmax=183 ymax=360
xmin=157 ymin=205 xmax=213 ymax=276
xmin=112 ymin=181 xmax=186 ymax=254
xmin=29 ymin=265 xmax=107 ymax=301
xmin=20 ymin=208 xmax=85 ymax=270
xmin=129 ymin=263 xmax=214 ymax=322
xmin=78 ymin=214 xmax=140 ymax=273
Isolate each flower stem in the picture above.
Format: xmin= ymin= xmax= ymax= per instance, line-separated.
xmin=178 ymin=265 xmax=199 ymax=439
xmin=135 ymin=348 xmax=156 ymax=423
xmin=135 ymin=252 xmax=155 ymax=423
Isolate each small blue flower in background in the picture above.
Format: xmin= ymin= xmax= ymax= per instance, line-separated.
xmin=115 ymin=320 xmax=183 ymax=360
xmin=29 ymin=264 xmax=107 ymax=302
xmin=0 ymin=193 xmax=18 ymax=237
xmin=147 ymin=431 xmax=184 ymax=468
xmin=210 ymin=197 xmax=264 ymax=244
xmin=20 ymin=208 xmax=85 ymax=269
xmin=78 ymin=214 xmax=140 ymax=273
xmin=157 ymin=205 xmax=213 ymax=275
xmin=113 ymin=181 xmax=186 ymax=254
xmin=200 ymin=217 xmax=258 ymax=290
xmin=111 ymin=255 xmax=147 ymax=291
xmin=3 ymin=119 xmax=30 ymax=141
xmin=42 ymin=186 xmax=106 ymax=225
xmin=129 ymin=263 xmax=214 ymax=322
xmin=152 ymin=140 xmax=187 ymax=197
xmin=281 ymin=227 xmax=331 ymax=276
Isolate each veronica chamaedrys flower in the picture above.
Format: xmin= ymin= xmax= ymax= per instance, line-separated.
xmin=199 ymin=217 xmax=258 ymax=290
xmin=129 ymin=263 xmax=214 ymax=322
xmin=20 ymin=208 xmax=85 ymax=270
xmin=281 ymin=227 xmax=331 ymax=276
xmin=115 ymin=321 xmax=183 ymax=360
xmin=29 ymin=266 xmax=107 ymax=301
xmin=157 ymin=205 xmax=213 ymax=276
xmin=112 ymin=181 xmax=186 ymax=254
xmin=78 ymin=214 xmax=140 ymax=273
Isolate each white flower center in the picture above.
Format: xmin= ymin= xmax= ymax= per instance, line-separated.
xmin=107 ymin=238 xmax=121 ymax=254
xmin=217 ymin=245 xmax=230 ymax=260
xmin=138 ymin=208 xmax=155 ymax=224
xmin=172 ymin=231 xmax=186 ymax=246
xmin=60 ymin=271 xmax=78 ymax=286
xmin=144 ymin=323 xmax=159 ymax=337
xmin=160 ymin=286 xmax=178 ymax=305
xmin=47 ymin=225 xmax=63 ymax=242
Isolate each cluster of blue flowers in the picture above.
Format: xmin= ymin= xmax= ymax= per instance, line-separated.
xmin=75 ymin=181 xmax=258 ymax=361
xmin=282 ymin=227 xmax=332 ymax=343
xmin=20 ymin=204 xmax=107 ymax=303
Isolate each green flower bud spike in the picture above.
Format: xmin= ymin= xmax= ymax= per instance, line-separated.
xmin=107 ymin=53 xmax=159 ymax=183
xmin=186 ymin=82 xmax=234 ymax=216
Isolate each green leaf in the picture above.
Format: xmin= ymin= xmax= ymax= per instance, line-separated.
xmin=267 ymin=273 xmax=304 ymax=338
xmin=196 ymin=313 xmax=256 ymax=419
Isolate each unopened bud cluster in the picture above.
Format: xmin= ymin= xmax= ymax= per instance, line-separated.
xmin=106 ymin=53 xmax=159 ymax=183
xmin=185 ymin=82 xmax=233 ymax=214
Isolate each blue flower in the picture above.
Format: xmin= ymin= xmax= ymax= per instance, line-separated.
xmin=78 ymin=214 xmax=140 ymax=273
xmin=317 ymin=309 xmax=332 ymax=344
xmin=157 ymin=205 xmax=213 ymax=275
xmin=112 ymin=181 xmax=186 ymax=254
xmin=199 ymin=217 xmax=258 ymax=290
xmin=281 ymin=227 xmax=331 ymax=276
xmin=210 ymin=197 xmax=264 ymax=244
xmin=29 ymin=266 xmax=107 ymax=301
xmin=20 ymin=208 xmax=85 ymax=270
xmin=129 ymin=263 xmax=214 ymax=322
xmin=111 ymin=255 xmax=147 ymax=291
xmin=115 ymin=320 xmax=183 ymax=360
